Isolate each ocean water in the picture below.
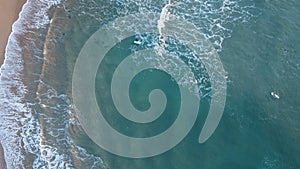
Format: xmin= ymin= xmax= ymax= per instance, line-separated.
xmin=0 ymin=0 xmax=299 ymax=168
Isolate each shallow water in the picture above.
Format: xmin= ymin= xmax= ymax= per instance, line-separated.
xmin=0 ymin=0 xmax=299 ymax=168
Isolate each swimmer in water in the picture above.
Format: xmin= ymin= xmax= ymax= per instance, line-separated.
xmin=133 ymin=38 xmax=142 ymax=45
xmin=271 ymin=91 xmax=280 ymax=99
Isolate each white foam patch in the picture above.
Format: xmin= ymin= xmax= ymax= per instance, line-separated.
xmin=0 ymin=5 xmax=31 ymax=167
xmin=0 ymin=0 xmax=66 ymax=168
xmin=12 ymin=0 xmax=61 ymax=31
xmin=170 ymin=0 xmax=259 ymax=50
xmin=125 ymin=0 xmax=259 ymax=97
xmin=259 ymin=153 xmax=295 ymax=169
xmin=31 ymin=81 xmax=107 ymax=169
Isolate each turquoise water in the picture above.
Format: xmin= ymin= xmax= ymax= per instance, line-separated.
xmin=0 ymin=0 xmax=299 ymax=168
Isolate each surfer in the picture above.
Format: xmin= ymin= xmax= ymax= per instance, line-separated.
xmin=271 ymin=91 xmax=280 ymax=99
xmin=133 ymin=38 xmax=142 ymax=45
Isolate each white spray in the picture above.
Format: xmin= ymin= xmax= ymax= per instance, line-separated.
xmin=156 ymin=0 xmax=172 ymax=56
